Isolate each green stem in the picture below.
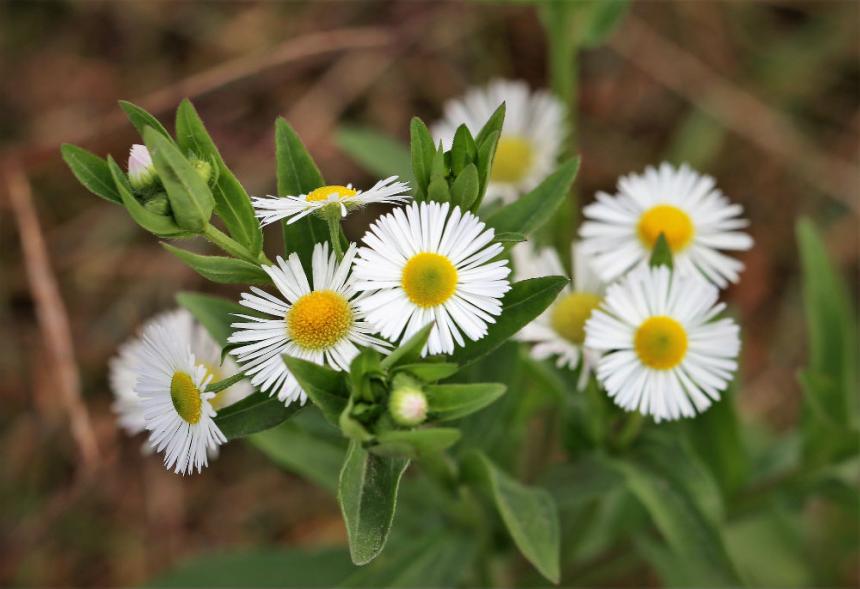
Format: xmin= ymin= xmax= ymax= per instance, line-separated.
xmin=203 ymin=224 xmax=272 ymax=266
xmin=326 ymin=211 xmax=344 ymax=261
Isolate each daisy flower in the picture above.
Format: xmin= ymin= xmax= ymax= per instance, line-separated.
xmin=252 ymin=177 xmax=411 ymax=226
xmin=135 ymin=312 xmax=230 ymax=474
xmin=584 ymin=266 xmax=741 ymax=422
xmin=229 ymin=242 xmax=389 ymax=405
xmin=513 ymin=242 xmax=604 ymax=390
xmin=578 ymin=162 xmax=753 ymax=288
xmin=109 ymin=309 xmax=252 ymax=439
xmin=432 ymin=79 xmax=565 ymax=205
xmin=352 ymin=201 xmax=511 ymax=356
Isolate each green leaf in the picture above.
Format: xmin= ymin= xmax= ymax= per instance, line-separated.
xmin=409 ymin=117 xmax=435 ymax=200
xmin=474 ymin=102 xmax=506 ymax=148
xmin=450 ymin=124 xmax=478 ymax=177
xmin=214 ymin=391 xmax=303 ymax=439
xmin=175 ymin=99 xmax=262 ymax=255
xmin=494 ymin=231 xmax=526 ymax=248
xmin=176 ymin=291 xmax=245 ymax=346
xmin=610 ymin=457 xmax=743 ymax=586
xmin=251 ymin=417 xmax=346 ymax=493
xmin=338 ymin=440 xmax=410 ymax=565
xmin=144 ymin=127 xmax=215 ymax=232
xmin=578 ymin=0 xmax=629 ymax=47
xmin=649 ymin=233 xmax=674 ymax=269
xmin=450 ymin=163 xmax=479 ymax=210
xmin=119 ymin=100 xmax=171 ymax=140
xmin=474 ymin=130 xmax=500 ymax=210
xmin=148 ymin=547 xmax=354 ymax=588
xmin=61 ymin=144 xmax=121 ymax=204
xmin=424 ymin=383 xmax=506 ymax=421
xmin=337 ymin=126 xmax=413 ymax=183
xmin=450 ymin=276 xmax=568 ymax=368
xmin=106 ymin=156 xmax=189 ymax=238
xmin=462 ymin=450 xmax=561 ymax=583
xmin=275 ymin=117 xmax=328 ymax=267
xmin=393 ymin=362 xmax=459 ymax=382
xmin=426 ymin=146 xmax=450 ymax=203
xmin=485 ymin=158 xmax=580 ymax=235
xmin=372 ymin=428 xmax=461 ymax=459
xmin=162 ymin=243 xmax=270 ymax=285
xmin=283 ymin=355 xmax=349 ymax=425
xmin=380 ymin=323 xmax=435 ymax=370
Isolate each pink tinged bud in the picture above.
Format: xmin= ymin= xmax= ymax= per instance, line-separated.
xmin=128 ymin=144 xmax=156 ymax=189
xmin=389 ymin=385 xmax=428 ymax=427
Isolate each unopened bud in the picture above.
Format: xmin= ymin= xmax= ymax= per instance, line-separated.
xmin=190 ymin=157 xmax=213 ymax=184
xmin=143 ymin=193 xmax=171 ymax=216
xmin=389 ymin=376 xmax=428 ymax=427
xmin=128 ymin=144 xmax=157 ymax=190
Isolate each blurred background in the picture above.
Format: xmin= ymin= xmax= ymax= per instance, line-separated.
xmin=0 ymin=1 xmax=857 ymax=586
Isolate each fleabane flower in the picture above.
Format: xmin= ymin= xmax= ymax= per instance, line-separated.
xmin=578 ymin=162 xmax=753 ymax=288
xmin=127 ymin=144 xmax=157 ymax=190
xmin=252 ymin=177 xmax=411 ymax=226
xmin=135 ymin=312 xmax=230 ymax=474
xmin=432 ymin=79 xmax=564 ymax=205
xmin=584 ymin=266 xmax=741 ymax=422
xmin=109 ymin=309 xmax=252 ymax=440
xmin=229 ymin=242 xmax=389 ymax=405
xmin=513 ymin=242 xmax=605 ymax=390
xmin=352 ymin=201 xmax=511 ymax=356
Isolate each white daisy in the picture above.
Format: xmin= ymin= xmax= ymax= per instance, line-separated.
xmin=252 ymin=177 xmax=411 ymax=226
xmin=135 ymin=313 xmax=228 ymax=474
xmin=127 ymin=144 xmax=156 ymax=190
xmin=109 ymin=309 xmax=253 ymax=439
xmin=578 ymin=162 xmax=753 ymax=288
xmin=432 ymin=79 xmax=565 ymax=205
xmin=229 ymin=242 xmax=389 ymax=405
xmin=584 ymin=266 xmax=741 ymax=422
xmin=513 ymin=242 xmax=605 ymax=390
xmin=352 ymin=201 xmax=511 ymax=356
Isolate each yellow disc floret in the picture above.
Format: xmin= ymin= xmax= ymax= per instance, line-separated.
xmin=170 ymin=371 xmax=203 ymax=424
xmin=491 ymin=136 xmax=534 ymax=184
xmin=306 ymin=185 xmax=358 ymax=202
xmin=287 ymin=290 xmax=353 ymax=350
xmin=637 ymin=205 xmax=695 ymax=252
xmin=401 ymin=252 xmax=458 ymax=308
xmin=550 ymin=292 xmax=602 ymax=345
xmin=634 ymin=316 xmax=688 ymax=370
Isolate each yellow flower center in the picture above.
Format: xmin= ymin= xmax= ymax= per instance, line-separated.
xmin=634 ymin=316 xmax=688 ymax=370
xmin=170 ymin=371 xmax=203 ymax=424
xmin=550 ymin=292 xmax=603 ymax=345
xmin=491 ymin=136 xmax=534 ymax=184
xmin=287 ymin=290 xmax=353 ymax=350
xmin=306 ymin=185 xmax=358 ymax=202
xmin=637 ymin=205 xmax=695 ymax=252
xmin=401 ymin=252 xmax=458 ymax=308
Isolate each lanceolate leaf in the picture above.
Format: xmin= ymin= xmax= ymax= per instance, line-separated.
xmin=162 ymin=243 xmax=271 ymax=285
xmin=214 ymin=391 xmax=303 ymax=439
xmin=393 ymin=362 xmax=459 ymax=382
xmin=144 ymin=127 xmax=215 ymax=232
xmin=380 ymin=323 xmax=435 ymax=370
xmin=450 ymin=276 xmax=568 ymax=368
xmin=372 ymin=428 xmax=461 ymax=459
xmin=119 ymin=100 xmax=172 ymax=140
xmin=485 ymin=158 xmax=580 ymax=235
xmin=410 ymin=117 xmax=435 ymax=200
xmin=283 ymin=355 xmax=349 ymax=425
xmin=107 ymin=156 xmax=189 ymax=238
xmin=61 ymin=144 xmax=121 ymax=204
xmin=339 ymin=441 xmax=410 ymax=565
xmin=462 ymin=450 xmax=561 ymax=583
xmin=176 ymin=291 xmax=245 ymax=346
xmin=175 ymin=99 xmax=263 ymax=255
xmin=275 ymin=117 xmax=328 ymax=267
xmin=424 ymin=383 xmax=507 ymax=421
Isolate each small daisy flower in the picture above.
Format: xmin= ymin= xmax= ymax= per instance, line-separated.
xmin=513 ymin=242 xmax=605 ymax=390
xmin=252 ymin=177 xmax=411 ymax=226
xmin=135 ymin=313 xmax=229 ymax=474
xmin=578 ymin=162 xmax=753 ymax=288
xmin=432 ymin=79 xmax=565 ymax=205
xmin=584 ymin=266 xmax=741 ymax=422
xmin=127 ymin=144 xmax=157 ymax=190
xmin=109 ymin=309 xmax=252 ymax=439
xmin=352 ymin=201 xmax=512 ymax=356
xmin=229 ymin=242 xmax=389 ymax=405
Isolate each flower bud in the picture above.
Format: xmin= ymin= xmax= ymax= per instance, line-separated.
xmin=143 ymin=193 xmax=171 ymax=216
xmin=189 ymin=157 xmax=213 ymax=184
xmin=389 ymin=375 xmax=428 ymax=427
xmin=128 ymin=144 xmax=157 ymax=190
